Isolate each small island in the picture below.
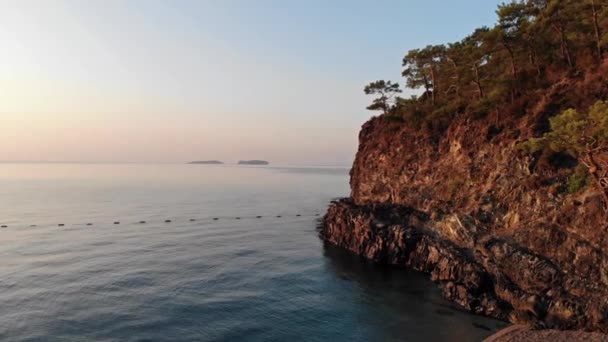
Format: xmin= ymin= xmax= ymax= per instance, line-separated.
xmin=238 ymin=160 xmax=269 ymax=166
xmin=188 ymin=160 xmax=224 ymax=165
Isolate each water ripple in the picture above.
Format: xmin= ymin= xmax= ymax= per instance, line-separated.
xmin=0 ymin=164 xmax=505 ymax=341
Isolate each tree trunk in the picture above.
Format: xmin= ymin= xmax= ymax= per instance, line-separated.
xmin=504 ymin=43 xmax=517 ymax=103
xmin=552 ymin=5 xmax=574 ymax=68
xmin=553 ymin=22 xmax=574 ymax=68
xmin=528 ymin=46 xmax=542 ymax=77
xmin=430 ymin=67 xmax=437 ymax=106
xmin=447 ymin=57 xmax=461 ymax=99
xmin=473 ymin=64 xmax=484 ymax=99
xmin=423 ymin=75 xmax=431 ymax=103
xmin=504 ymin=43 xmax=518 ymax=78
xmin=591 ymin=0 xmax=604 ymax=60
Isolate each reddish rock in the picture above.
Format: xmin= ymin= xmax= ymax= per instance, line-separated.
xmin=321 ymin=82 xmax=608 ymax=332
xmin=484 ymin=325 xmax=608 ymax=342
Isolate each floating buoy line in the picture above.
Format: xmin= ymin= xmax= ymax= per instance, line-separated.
xmin=0 ymin=213 xmax=323 ymax=230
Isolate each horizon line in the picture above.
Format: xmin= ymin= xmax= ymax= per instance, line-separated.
xmin=0 ymin=160 xmax=352 ymax=168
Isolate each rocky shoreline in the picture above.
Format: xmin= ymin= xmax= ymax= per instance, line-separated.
xmin=321 ymin=199 xmax=508 ymax=321
xmin=319 ymin=0 xmax=608 ymax=336
xmin=321 ymin=199 xmax=608 ymax=331
xmin=320 ymin=112 xmax=608 ymax=333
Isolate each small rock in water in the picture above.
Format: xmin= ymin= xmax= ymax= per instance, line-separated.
xmin=190 ymin=219 xmax=196 ymax=222
xmin=86 ymin=223 xmax=93 ymax=226
xmin=58 ymin=224 xmax=65 ymax=227
xmin=114 ymin=222 xmax=120 ymax=225
xmin=256 ymin=216 xmax=262 ymax=218
xmin=235 ymin=217 xmax=241 ymax=220
xmin=296 ymin=214 xmax=302 ymax=217
xmin=213 ymin=218 xmax=219 ymax=221
xmin=1 ymin=225 xmax=7 ymax=228
xmin=139 ymin=221 xmax=146 ymax=224
xmin=165 ymin=220 xmax=172 ymax=223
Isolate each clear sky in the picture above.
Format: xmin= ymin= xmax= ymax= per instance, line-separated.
xmin=0 ymin=0 xmax=503 ymax=165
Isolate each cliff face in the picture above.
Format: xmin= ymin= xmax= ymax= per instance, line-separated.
xmin=321 ymin=73 xmax=608 ymax=331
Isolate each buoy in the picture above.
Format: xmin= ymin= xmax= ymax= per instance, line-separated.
xmin=296 ymin=214 xmax=302 ymax=217
xmin=276 ymin=215 xmax=282 ymax=218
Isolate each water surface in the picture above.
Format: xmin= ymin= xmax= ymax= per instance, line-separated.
xmin=0 ymin=164 xmax=504 ymax=341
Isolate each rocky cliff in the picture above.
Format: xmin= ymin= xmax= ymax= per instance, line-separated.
xmin=321 ymin=70 xmax=608 ymax=332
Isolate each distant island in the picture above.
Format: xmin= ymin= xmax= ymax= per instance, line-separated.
xmin=238 ymin=160 xmax=269 ymax=166
xmin=188 ymin=160 xmax=224 ymax=165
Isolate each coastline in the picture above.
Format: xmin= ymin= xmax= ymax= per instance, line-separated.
xmin=320 ymin=111 xmax=608 ymax=333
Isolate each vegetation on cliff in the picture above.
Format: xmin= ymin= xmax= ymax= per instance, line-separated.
xmin=519 ymin=101 xmax=608 ymax=197
xmin=366 ymin=0 xmax=607 ymax=123
xmin=323 ymin=0 xmax=608 ymax=332
xmin=364 ymin=0 xmax=608 ymax=202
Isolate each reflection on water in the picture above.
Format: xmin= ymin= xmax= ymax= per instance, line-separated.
xmin=271 ymin=166 xmax=351 ymax=176
xmin=0 ymin=163 xmax=504 ymax=341
xmin=322 ymin=243 xmax=506 ymax=341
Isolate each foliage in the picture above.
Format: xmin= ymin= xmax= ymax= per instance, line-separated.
xmin=364 ymin=80 xmax=402 ymax=115
xmin=544 ymin=109 xmax=588 ymax=156
xmin=364 ymin=0 xmax=608 ymax=127
xmin=520 ymin=101 xmax=608 ymax=197
xmin=520 ymin=101 xmax=608 ymax=157
xmin=518 ymin=101 xmax=608 ymax=158
xmin=567 ymin=164 xmax=590 ymax=194
xmin=588 ymin=101 xmax=608 ymax=140
xmin=517 ymin=137 xmax=545 ymax=154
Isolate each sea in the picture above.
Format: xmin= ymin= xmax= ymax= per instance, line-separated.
xmin=0 ymin=163 xmax=505 ymax=341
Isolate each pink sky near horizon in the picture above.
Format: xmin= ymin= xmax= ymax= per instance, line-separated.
xmin=0 ymin=1 xmax=501 ymax=165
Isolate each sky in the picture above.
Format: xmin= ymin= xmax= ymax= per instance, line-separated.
xmin=0 ymin=0 xmax=503 ymax=166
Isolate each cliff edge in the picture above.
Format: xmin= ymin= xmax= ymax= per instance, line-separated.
xmin=321 ymin=68 xmax=608 ymax=332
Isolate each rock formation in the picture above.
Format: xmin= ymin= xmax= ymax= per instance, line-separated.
xmin=238 ymin=160 xmax=269 ymax=165
xmin=321 ymin=68 xmax=608 ymax=332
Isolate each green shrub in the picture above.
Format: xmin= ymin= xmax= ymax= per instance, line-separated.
xmin=518 ymin=101 xmax=608 ymax=157
xmin=517 ymin=138 xmax=545 ymax=154
xmin=566 ymin=165 xmax=589 ymax=194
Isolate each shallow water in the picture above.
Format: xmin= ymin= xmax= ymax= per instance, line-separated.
xmin=0 ymin=164 xmax=505 ymax=341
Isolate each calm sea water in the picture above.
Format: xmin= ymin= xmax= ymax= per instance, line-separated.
xmin=0 ymin=164 xmax=504 ymax=341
